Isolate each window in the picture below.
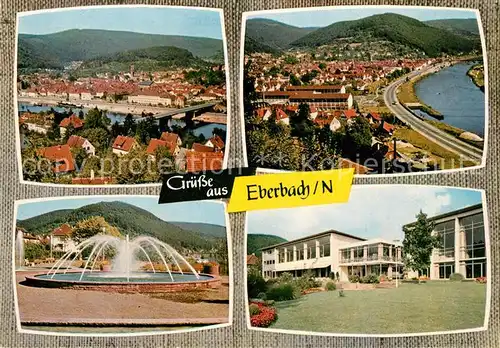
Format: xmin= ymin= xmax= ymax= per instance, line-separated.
xmin=383 ymin=245 xmax=391 ymax=260
xmin=438 ymin=263 xmax=455 ymax=279
xmin=465 ymin=260 xmax=486 ymax=278
xmin=278 ymin=250 xmax=285 ymax=263
xmin=286 ymin=249 xmax=294 ymax=262
xmin=341 ymin=249 xmax=350 ymax=262
xmin=435 ymin=220 xmax=455 ymax=257
xmin=320 ymin=243 xmax=330 ymax=257
xmin=353 ymin=247 xmax=364 ymax=260
xmin=367 ymin=245 xmax=378 ymax=260
xmin=461 ymin=213 xmax=485 ymax=259
xmin=307 ymin=242 xmax=316 ymax=259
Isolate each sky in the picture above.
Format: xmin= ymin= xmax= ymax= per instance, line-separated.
xmin=18 ymin=6 xmax=223 ymax=40
xmin=247 ymin=186 xmax=483 ymax=242
xmin=16 ymin=196 xmax=226 ymax=226
xmin=248 ymin=7 xmax=478 ymax=28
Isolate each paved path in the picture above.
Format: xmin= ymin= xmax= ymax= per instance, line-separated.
xmin=384 ymin=68 xmax=483 ymax=164
xmin=16 ymin=271 xmax=229 ymax=326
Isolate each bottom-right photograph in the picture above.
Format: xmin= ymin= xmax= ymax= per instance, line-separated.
xmin=245 ymin=185 xmax=489 ymax=336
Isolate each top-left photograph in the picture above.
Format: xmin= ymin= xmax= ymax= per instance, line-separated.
xmin=15 ymin=5 xmax=229 ymax=186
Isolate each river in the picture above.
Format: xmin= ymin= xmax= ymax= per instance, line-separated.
xmin=17 ymin=103 xmax=225 ymax=139
xmin=414 ymin=62 xmax=485 ymax=137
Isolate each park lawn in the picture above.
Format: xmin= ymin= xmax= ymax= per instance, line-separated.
xmin=271 ymin=281 xmax=486 ymax=334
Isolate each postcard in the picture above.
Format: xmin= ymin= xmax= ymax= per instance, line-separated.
xmin=241 ymin=6 xmax=487 ymax=175
xmin=16 ymin=5 xmax=229 ymax=186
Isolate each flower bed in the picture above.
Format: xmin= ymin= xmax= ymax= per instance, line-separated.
xmin=302 ymin=287 xmax=325 ymax=295
xmin=249 ymin=301 xmax=278 ymax=328
xmin=475 ymin=277 xmax=487 ymax=284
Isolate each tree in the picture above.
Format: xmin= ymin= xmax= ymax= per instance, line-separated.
xmin=343 ymin=117 xmax=372 ymax=159
xmin=290 ymin=103 xmax=315 ymax=138
xmin=319 ymin=62 xmax=327 ymax=70
xmin=84 ymin=108 xmax=107 ymax=129
xmin=47 ymin=122 xmax=61 ymax=140
xmin=78 ymin=110 xmax=85 ymax=119
xmin=79 ymin=128 xmax=110 ymax=154
xmin=289 ymin=74 xmax=301 ymax=86
xmin=123 ymin=114 xmax=136 ymax=136
xmin=62 ymin=124 xmax=75 ymax=143
xmin=72 ymin=216 xmax=121 ymax=244
xmin=402 ymin=211 xmax=441 ymax=282
xmin=111 ymin=121 xmax=123 ymax=138
xmin=71 ymin=147 xmax=87 ymax=170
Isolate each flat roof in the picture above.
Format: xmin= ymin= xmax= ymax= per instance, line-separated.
xmin=403 ymin=203 xmax=483 ymax=227
xmin=339 ymin=238 xmax=403 ymax=249
xmin=260 ymin=229 xmax=366 ymax=251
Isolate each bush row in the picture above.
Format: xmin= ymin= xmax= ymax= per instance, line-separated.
xmin=348 ymin=274 xmax=380 ymax=284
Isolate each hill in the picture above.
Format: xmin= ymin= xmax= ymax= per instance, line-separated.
xmin=170 ymin=222 xmax=226 ymax=238
xmin=425 ymin=18 xmax=480 ymax=36
xmin=17 ymin=29 xmax=224 ymax=70
xmin=247 ymin=234 xmax=287 ymax=257
xmin=291 ymin=13 xmax=481 ymax=57
xmin=79 ymin=46 xmax=208 ymax=73
xmin=245 ymin=36 xmax=282 ymax=56
xmin=246 ymin=18 xmax=317 ymax=49
xmin=17 ymin=201 xmax=224 ymax=250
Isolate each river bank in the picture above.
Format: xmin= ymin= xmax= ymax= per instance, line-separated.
xmin=17 ymin=96 xmax=177 ymax=116
xmin=466 ymin=64 xmax=485 ymax=91
xmin=397 ymin=70 xmax=443 ymax=119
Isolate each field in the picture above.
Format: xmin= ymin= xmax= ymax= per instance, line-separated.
xmin=271 ymin=281 xmax=486 ymax=334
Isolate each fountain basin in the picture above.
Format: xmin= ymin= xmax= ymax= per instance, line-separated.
xmin=25 ymin=271 xmax=221 ymax=293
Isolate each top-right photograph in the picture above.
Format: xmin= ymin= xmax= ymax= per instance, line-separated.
xmin=242 ymin=6 xmax=487 ymax=175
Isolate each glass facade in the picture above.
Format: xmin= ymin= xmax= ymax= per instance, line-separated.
xmin=367 ymin=245 xmax=378 ymax=260
xmin=296 ymin=246 xmax=305 ymax=261
xmin=435 ymin=220 xmax=455 ymax=257
xmin=307 ymin=241 xmax=316 ymax=259
xmin=438 ymin=262 xmax=455 ymax=279
xmin=461 ymin=213 xmax=485 ymax=259
xmin=465 ymin=259 xmax=486 ymax=278
xmin=353 ymin=246 xmax=364 ymax=261
xmin=341 ymin=249 xmax=350 ymax=262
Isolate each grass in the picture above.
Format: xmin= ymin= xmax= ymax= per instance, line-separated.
xmin=397 ymin=74 xmax=442 ymax=117
xmin=271 ymin=281 xmax=486 ymax=334
xmin=467 ymin=64 xmax=484 ymax=88
xmin=393 ymin=128 xmax=470 ymax=169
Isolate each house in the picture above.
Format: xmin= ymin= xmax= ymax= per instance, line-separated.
xmin=59 ymin=115 xmax=84 ymax=136
xmin=175 ymin=95 xmax=186 ymax=107
xmin=146 ymin=138 xmax=174 ymax=160
xmin=255 ymin=108 xmax=272 ymax=121
xmin=247 ymin=254 xmax=259 ymax=266
xmin=51 ymin=224 xmax=76 ymax=253
xmin=205 ymin=135 xmax=225 ymax=152
xmin=160 ymin=132 xmax=182 ymax=156
xmin=192 ymin=143 xmax=216 ymax=153
xmin=379 ymin=121 xmax=395 ymax=136
xmin=366 ymin=112 xmax=382 ymax=125
xmin=112 ymin=135 xmax=137 ymax=156
xmin=186 ymin=151 xmax=224 ymax=172
xmin=276 ymin=108 xmax=289 ymax=125
xmin=37 ymin=144 xmax=75 ymax=174
xmin=67 ymin=135 xmax=95 ymax=156
xmin=338 ymin=157 xmax=372 ymax=175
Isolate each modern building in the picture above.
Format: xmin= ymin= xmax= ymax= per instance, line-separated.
xmin=404 ymin=203 xmax=486 ymax=280
xmin=261 ymin=230 xmax=403 ymax=282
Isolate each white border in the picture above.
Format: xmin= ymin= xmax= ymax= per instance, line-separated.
xmin=14 ymin=4 xmax=232 ymax=188
xmin=239 ymin=6 xmax=489 ymax=177
xmin=12 ymin=196 xmax=233 ymax=337
xmin=243 ymin=185 xmax=491 ymax=337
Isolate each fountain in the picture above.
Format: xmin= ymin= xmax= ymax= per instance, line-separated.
xmin=24 ymin=234 xmax=221 ymax=293
xmin=15 ymin=230 xmax=25 ymax=269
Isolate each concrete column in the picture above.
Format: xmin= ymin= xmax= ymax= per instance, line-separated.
xmin=388 ymin=266 xmax=393 ymax=278
xmin=293 ymin=245 xmax=297 ymax=261
xmin=315 ymin=240 xmax=320 ymax=258
xmin=303 ymin=243 xmax=307 ymax=260
xmin=454 ymin=217 xmax=461 ymax=275
xmin=350 ymin=248 xmax=354 ymax=261
xmin=284 ymin=247 xmax=288 ymax=263
xmin=389 ymin=246 xmax=393 ymax=261
xmin=363 ymin=246 xmax=368 ymax=261
xmin=460 ymin=229 xmax=467 ymax=260
xmin=378 ymin=243 xmax=383 ymax=260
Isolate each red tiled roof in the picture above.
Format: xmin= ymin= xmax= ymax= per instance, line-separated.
xmin=146 ymin=138 xmax=168 ymax=155
xmin=207 ymin=135 xmax=225 ymax=149
xmin=247 ymin=254 xmax=259 ymax=265
xmin=382 ymin=122 xmax=395 ymax=133
xmin=37 ymin=144 xmax=75 ymax=173
xmin=192 ymin=143 xmax=215 ymax=152
xmin=368 ymin=112 xmax=382 ymax=121
xmin=342 ymin=109 xmax=357 ymax=119
xmin=112 ymin=135 xmax=136 ymax=152
xmin=53 ymin=224 xmax=72 ymax=236
xmin=276 ymin=109 xmax=288 ymax=120
xmin=186 ymin=151 xmax=224 ymax=172
xmin=59 ymin=115 xmax=84 ymax=129
xmin=67 ymin=135 xmax=88 ymax=148
xmin=160 ymin=132 xmax=180 ymax=144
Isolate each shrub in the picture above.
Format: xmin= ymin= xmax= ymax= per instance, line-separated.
xmin=360 ymin=274 xmax=379 ymax=284
xmin=248 ymin=303 xmax=261 ymax=316
xmin=249 ymin=302 xmax=278 ymax=328
xmin=257 ymin=292 xmax=267 ymax=300
xmin=295 ymin=271 xmax=321 ymax=291
xmin=449 ymin=273 xmax=464 ymax=281
xmin=325 ymin=281 xmax=336 ymax=291
xmin=329 ymin=272 xmax=336 ymax=280
xmin=266 ymin=283 xmax=298 ymax=301
xmin=278 ymin=272 xmax=293 ymax=283
xmin=348 ymin=275 xmax=360 ymax=283
xmin=247 ymin=269 xmax=267 ymax=298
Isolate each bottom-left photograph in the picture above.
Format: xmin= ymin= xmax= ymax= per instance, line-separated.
xmin=13 ymin=196 xmax=231 ymax=335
